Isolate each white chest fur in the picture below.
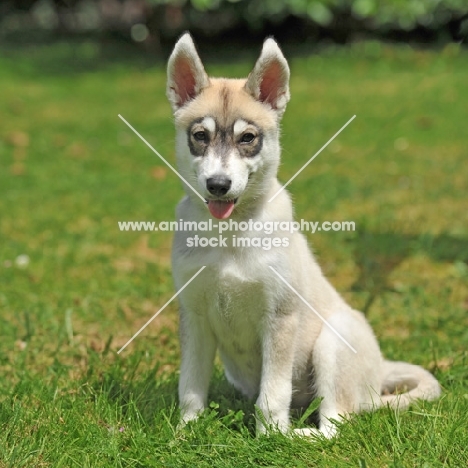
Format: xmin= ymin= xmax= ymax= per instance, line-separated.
xmin=173 ymin=232 xmax=291 ymax=397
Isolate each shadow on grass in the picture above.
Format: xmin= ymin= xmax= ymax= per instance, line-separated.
xmin=0 ymin=36 xmax=160 ymax=78
xmin=91 ymin=354 xmax=178 ymax=423
xmin=351 ymin=229 xmax=468 ymax=314
xmin=0 ymin=29 xmax=269 ymax=78
xmin=0 ymin=28 xmax=367 ymax=78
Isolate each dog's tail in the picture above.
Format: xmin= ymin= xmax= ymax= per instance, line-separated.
xmin=378 ymin=360 xmax=441 ymax=409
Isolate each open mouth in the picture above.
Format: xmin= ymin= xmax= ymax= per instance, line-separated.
xmin=205 ymin=198 xmax=238 ymax=219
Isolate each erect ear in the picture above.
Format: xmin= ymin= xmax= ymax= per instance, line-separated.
xmin=244 ymin=38 xmax=290 ymax=117
xmin=166 ymin=32 xmax=210 ymax=112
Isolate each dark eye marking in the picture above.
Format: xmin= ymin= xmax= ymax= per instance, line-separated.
xmin=193 ymin=131 xmax=207 ymax=142
xmin=240 ymin=132 xmax=256 ymax=144
xmin=187 ymin=118 xmax=209 ymax=157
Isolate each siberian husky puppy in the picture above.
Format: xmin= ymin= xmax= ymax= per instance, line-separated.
xmin=167 ymin=33 xmax=440 ymax=437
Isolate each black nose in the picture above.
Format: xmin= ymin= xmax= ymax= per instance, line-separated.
xmin=206 ymin=176 xmax=232 ymax=197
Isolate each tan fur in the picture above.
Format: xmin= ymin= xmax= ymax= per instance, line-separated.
xmin=175 ymin=79 xmax=277 ymax=132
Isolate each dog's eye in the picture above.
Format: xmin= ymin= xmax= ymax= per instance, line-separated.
xmin=193 ymin=131 xmax=207 ymax=142
xmin=240 ymin=133 xmax=255 ymax=144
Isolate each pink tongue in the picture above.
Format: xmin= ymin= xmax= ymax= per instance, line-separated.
xmin=207 ymin=200 xmax=235 ymax=219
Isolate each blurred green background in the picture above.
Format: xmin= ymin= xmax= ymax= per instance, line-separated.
xmin=1 ymin=1 xmax=468 ymax=466
xmin=2 ymin=0 xmax=468 ymax=48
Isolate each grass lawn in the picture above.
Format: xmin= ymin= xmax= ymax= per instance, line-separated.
xmin=1 ymin=40 xmax=467 ymax=467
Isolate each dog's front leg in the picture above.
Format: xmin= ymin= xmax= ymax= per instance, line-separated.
xmin=255 ymin=311 xmax=297 ymax=435
xmin=178 ymin=309 xmax=217 ymax=425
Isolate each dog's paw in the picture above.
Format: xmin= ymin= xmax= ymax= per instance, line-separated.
xmin=293 ymin=425 xmax=337 ymax=440
xmin=293 ymin=427 xmax=321 ymax=438
xmin=176 ymin=410 xmax=201 ymax=432
xmin=254 ymin=404 xmax=290 ymax=436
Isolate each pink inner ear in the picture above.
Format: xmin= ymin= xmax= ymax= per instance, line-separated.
xmin=174 ymin=56 xmax=197 ymax=107
xmin=259 ymin=61 xmax=283 ymax=109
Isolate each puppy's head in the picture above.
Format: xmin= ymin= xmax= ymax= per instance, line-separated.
xmin=167 ymin=33 xmax=290 ymax=219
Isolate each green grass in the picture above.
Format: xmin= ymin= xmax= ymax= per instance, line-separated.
xmin=1 ymin=40 xmax=467 ymax=467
